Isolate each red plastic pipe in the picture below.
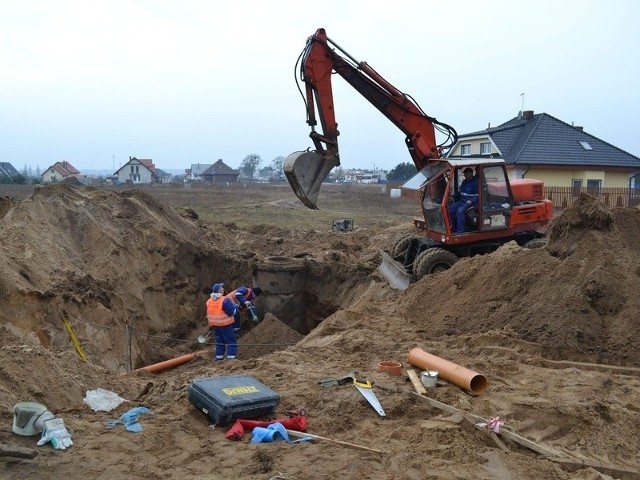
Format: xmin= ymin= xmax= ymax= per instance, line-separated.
xmin=130 ymin=349 xmax=210 ymax=374
xmin=407 ymin=347 xmax=488 ymax=395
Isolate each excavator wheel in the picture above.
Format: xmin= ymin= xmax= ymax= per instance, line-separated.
xmin=523 ymin=238 xmax=547 ymax=249
xmin=391 ymin=234 xmax=416 ymax=258
xmin=412 ymin=248 xmax=458 ymax=279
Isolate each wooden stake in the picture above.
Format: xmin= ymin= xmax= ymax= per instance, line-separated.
xmin=406 ymin=368 xmax=427 ymax=395
xmin=285 ymin=429 xmax=386 ymax=454
xmin=409 ymin=392 xmax=558 ymax=456
xmin=549 ymin=457 xmax=640 ymax=479
xmin=0 ymin=443 xmax=38 ymax=459
xmin=409 ymin=392 xmax=639 ymax=478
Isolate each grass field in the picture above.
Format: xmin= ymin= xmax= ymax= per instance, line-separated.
xmin=1 ymin=182 xmax=420 ymax=231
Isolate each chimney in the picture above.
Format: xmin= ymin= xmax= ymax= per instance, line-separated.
xmin=575 ymin=126 xmax=583 ymax=131
xmin=487 ymin=122 xmax=491 ymax=129
xmin=523 ymin=110 xmax=534 ymax=120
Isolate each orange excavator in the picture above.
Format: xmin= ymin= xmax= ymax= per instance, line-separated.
xmin=284 ymin=28 xmax=553 ymax=289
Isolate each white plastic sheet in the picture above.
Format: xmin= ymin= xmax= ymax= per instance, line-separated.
xmin=84 ymin=388 xmax=127 ymax=412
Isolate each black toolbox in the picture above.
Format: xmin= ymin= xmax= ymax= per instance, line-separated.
xmin=188 ymin=374 xmax=280 ymax=425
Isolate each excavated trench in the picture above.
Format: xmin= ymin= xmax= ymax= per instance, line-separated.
xmin=0 ymin=184 xmax=379 ymax=374
xmin=253 ymin=256 xmax=315 ymax=334
xmin=130 ymin=250 xmax=365 ymax=372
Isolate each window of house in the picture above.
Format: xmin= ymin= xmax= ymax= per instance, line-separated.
xmin=461 ymin=144 xmax=471 ymax=156
xmin=579 ymin=141 xmax=593 ymax=150
xmin=131 ymin=166 xmax=135 ymax=173
xmin=587 ymin=179 xmax=601 ymax=196
xmin=480 ymin=142 xmax=491 ymax=155
xmin=571 ymin=179 xmax=582 ymax=197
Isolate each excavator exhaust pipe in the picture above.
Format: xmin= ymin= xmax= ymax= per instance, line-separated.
xmin=284 ymin=150 xmax=340 ymax=210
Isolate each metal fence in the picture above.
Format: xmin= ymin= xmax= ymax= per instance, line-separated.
xmin=545 ymin=187 xmax=640 ymax=210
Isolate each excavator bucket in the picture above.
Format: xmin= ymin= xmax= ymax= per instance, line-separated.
xmin=284 ymin=151 xmax=340 ymax=210
xmin=378 ymin=250 xmax=411 ymax=290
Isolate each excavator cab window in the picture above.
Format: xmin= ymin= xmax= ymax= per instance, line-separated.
xmin=418 ymin=163 xmax=450 ymax=234
xmin=478 ymin=166 xmax=513 ymax=231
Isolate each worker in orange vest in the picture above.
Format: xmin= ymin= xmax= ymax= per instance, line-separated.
xmin=206 ymin=283 xmax=238 ymax=360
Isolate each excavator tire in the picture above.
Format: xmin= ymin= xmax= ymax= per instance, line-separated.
xmin=412 ymin=248 xmax=458 ymax=279
xmin=391 ymin=234 xmax=416 ymax=258
xmin=523 ymin=238 xmax=547 ymax=249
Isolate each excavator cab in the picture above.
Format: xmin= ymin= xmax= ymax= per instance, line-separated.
xmin=417 ymin=159 xmax=514 ymax=237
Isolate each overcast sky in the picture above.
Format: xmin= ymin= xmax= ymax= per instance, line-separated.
xmin=1 ymin=0 xmax=638 ymax=173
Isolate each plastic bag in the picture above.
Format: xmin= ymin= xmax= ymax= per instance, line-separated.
xmin=84 ymin=388 xmax=127 ymax=412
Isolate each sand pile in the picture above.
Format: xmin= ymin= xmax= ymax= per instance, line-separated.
xmin=0 ymin=187 xmax=639 ymax=479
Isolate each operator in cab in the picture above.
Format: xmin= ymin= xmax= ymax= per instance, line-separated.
xmin=449 ymin=167 xmax=479 ymax=234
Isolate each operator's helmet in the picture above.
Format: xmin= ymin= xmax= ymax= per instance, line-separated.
xmin=12 ymin=402 xmax=48 ymax=436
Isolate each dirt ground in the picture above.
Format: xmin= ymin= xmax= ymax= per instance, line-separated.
xmin=1 ymin=185 xmax=639 ymax=479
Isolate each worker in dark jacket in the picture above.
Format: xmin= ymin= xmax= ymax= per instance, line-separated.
xmin=449 ymin=167 xmax=479 ymax=234
xmin=206 ymin=283 xmax=238 ymax=360
xmin=226 ymin=286 xmax=262 ymax=333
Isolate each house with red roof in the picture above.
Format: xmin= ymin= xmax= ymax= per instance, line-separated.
xmin=114 ymin=157 xmax=158 ymax=184
xmin=41 ymin=161 xmax=84 ymax=184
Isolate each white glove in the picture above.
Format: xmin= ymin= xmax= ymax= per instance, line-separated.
xmin=244 ymin=301 xmax=252 ymax=308
xmin=37 ymin=417 xmax=73 ymax=450
xmin=252 ymin=314 xmax=259 ymax=323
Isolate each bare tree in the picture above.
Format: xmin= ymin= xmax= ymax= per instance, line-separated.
xmin=271 ymin=155 xmax=285 ymax=181
xmin=240 ymin=154 xmax=262 ymax=180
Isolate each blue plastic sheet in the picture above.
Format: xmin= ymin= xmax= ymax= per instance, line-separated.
xmin=106 ymin=406 xmax=152 ymax=432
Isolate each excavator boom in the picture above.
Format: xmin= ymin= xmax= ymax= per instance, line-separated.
xmin=285 ymin=28 xmax=457 ymax=209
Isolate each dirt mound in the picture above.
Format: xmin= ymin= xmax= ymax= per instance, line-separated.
xmin=398 ymin=197 xmax=640 ymax=366
xmin=547 ymin=192 xmax=614 ymax=258
xmin=0 ymin=184 xmax=249 ymax=371
xmin=1 ymin=186 xmax=639 ymax=479
xmin=239 ymin=313 xmax=305 ymax=358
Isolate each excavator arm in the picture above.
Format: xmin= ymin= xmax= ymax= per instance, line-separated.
xmin=284 ymin=28 xmax=457 ymax=209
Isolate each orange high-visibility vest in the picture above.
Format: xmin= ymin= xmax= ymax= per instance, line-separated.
xmin=206 ymin=296 xmax=233 ymax=327
xmin=226 ymin=290 xmax=241 ymax=305
xmin=226 ymin=288 xmax=254 ymax=306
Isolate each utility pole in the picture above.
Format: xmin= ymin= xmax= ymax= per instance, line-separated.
xmin=112 ymin=155 xmax=115 ymax=172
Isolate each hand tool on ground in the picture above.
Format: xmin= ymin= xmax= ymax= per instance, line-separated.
xmin=197 ymin=329 xmax=213 ymax=344
xmin=285 ymin=408 xmax=307 ymax=417
xmin=319 ymin=372 xmax=386 ymax=417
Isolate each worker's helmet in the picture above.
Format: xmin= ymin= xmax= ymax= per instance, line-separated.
xmin=12 ymin=402 xmax=48 ymax=436
xmin=211 ymin=283 xmax=224 ymax=293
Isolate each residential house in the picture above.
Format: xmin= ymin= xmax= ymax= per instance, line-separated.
xmin=201 ymin=159 xmax=240 ymax=184
xmin=0 ymin=162 xmax=21 ymax=179
xmin=186 ymin=163 xmax=213 ymax=182
xmin=341 ymin=169 xmax=387 ymax=184
xmin=114 ymin=157 xmax=157 ymax=184
xmin=41 ymin=161 xmax=85 ymax=184
xmin=155 ymin=169 xmax=173 ymax=184
xmin=447 ymin=110 xmax=640 ymax=191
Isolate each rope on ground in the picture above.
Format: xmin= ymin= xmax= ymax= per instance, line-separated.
xmin=63 ymin=316 xmax=88 ymax=362
xmin=82 ymin=320 xmax=298 ymax=347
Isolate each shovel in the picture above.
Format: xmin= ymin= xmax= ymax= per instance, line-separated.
xmin=197 ymin=329 xmax=213 ymax=344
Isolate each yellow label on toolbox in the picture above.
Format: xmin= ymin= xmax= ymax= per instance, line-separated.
xmin=223 ymin=386 xmax=259 ymax=395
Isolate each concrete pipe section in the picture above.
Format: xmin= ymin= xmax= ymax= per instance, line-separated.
xmin=254 ymin=256 xmax=308 ymax=333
